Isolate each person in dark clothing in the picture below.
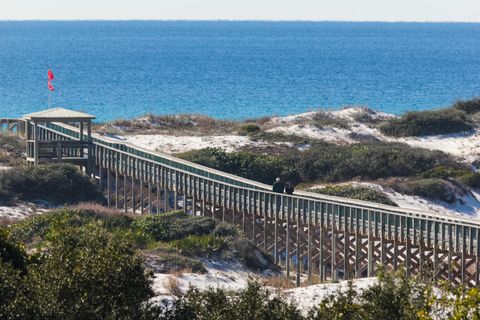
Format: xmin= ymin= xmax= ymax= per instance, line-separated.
xmin=272 ymin=177 xmax=284 ymax=193
xmin=284 ymin=182 xmax=294 ymax=195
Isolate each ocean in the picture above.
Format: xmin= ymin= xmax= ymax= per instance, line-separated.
xmin=0 ymin=21 xmax=479 ymax=122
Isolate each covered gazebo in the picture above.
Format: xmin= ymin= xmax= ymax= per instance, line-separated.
xmin=22 ymin=108 xmax=95 ymax=169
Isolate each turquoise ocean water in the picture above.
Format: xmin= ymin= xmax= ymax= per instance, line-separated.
xmin=0 ymin=21 xmax=479 ymax=122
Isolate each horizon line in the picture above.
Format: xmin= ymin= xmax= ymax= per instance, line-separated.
xmin=1 ymin=19 xmax=480 ymax=24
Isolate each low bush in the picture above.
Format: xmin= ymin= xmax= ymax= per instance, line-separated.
xmin=162 ymin=280 xmax=303 ymax=320
xmin=233 ymin=238 xmax=277 ymax=272
xmin=239 ymin=123 xmax=261 ymax=135
xmin=178 ymin=147 xmax=300 ymax=185
xmin=421 ymin=165 xmax=472 ymax=179
xmin=132 ymin=211 xmax=216 ymax=242
xmin=181 ymin=143 xmax=461 ymax=186
xmin=147 ymin=248 xmax=207 ymax=273
xmin=0 ymin=164 xmax=104 ymax=204
xmin=171 ymin=235 xmax=228 ymax=257
xmin=311 ymin=111 xmax=350 ymax=129
xmin=311 ymin=185 xmax=397 ymax=206
xmin=379 ymin=108 xmax=473 ymax=137
xmin=0 ymin=133 xmax=23 ymax=158
xmin=297 ymin=142 xmax=460 ymax=182
xmin=1 ymin=221 xmax=156 ymax=319
xmin=456 ymin=172 xmax=480 ymax=189
xmin=453 ymin=97 xmax=480 ymax=114
xmin=390 ymin=178 xmax=460 ymax=203
xmin=212 ymin=222 xmax=239 ymax=237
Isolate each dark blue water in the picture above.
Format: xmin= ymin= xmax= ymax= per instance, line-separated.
xmin=0 ymin=21 xmax=479 ymax=122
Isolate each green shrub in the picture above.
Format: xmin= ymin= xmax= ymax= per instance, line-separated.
xmin=379 ymin=108 xmax=473 ymax=137
xmin=147 ymin=246 xmax=206 ymax=273
xmin=1 ymin=219 xmax=156 ymax=320
xmin=180 ymin=143 xmax=462 ymax=185
xmin=239 ymin=123 xmax=261 ymax=135
xmin=456 ymin=172 xmax=480 ymax=189
xmin=29 ymin=223 xmax=154 ymax=319
xmin=391 ymin=178 xmax=459 ymax=203
xmin=0 ymin=259 xmax=33 ymax=319
xmin=296 ymin=142 xmax=460 ymax=182
xmin=233 ymin=238 xmax=277 ymax=272
xmin=132 ymin=211 xmax=216 ymax=242
xmin=171 ymin=235 xmax=228 ymax=257
xmin=453 ymin=97 xmax=480 ymax=114
xmin=421 ymin=166 xmax=472 ymax=179
xmin=178 ymin=147 xmax=300 ymax=184
xmin=0 ymin=133 xmax=23 ymax=158
xmin=0 ymin=164 xmax=104 ymax=204
xmin=311 ymin=185 xmax=397 ymax=206
xmin=213 ymin=222 xmax=239 ymax=237
xmin=311 ymin=111 xmax=350 ymax=129
xmin=163 ymin=280 xmax=303 ymax=320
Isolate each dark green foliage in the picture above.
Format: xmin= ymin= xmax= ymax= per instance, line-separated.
xmin=0 ymin=164 xmax=104 ymax=204
xmin=239 ymin=123 xmax=261 ymax=135
xmin=311 ymin=185 xmax=397 ymax=206
xmin=178 ymin=147 xmax=300 ymax=184
xmin=232 ymin=238 xmax=276 ymax=272
xmin=453 ymin=97 xmax=480 ymax=114
xmin=379 ymin=108 xmax=473 ymax=137
xmin=0 ymin=133 xmax=23 ymax=155
xmin=361 ymin=268 xmax=428 ymax=320
xmin=456 ymin=172 xmax=480 ymax=189
xmin=162 ymin=280 xmax=303 ymax=320
xmin=0 ymin=229 xmax=27 ymax=272
xmin=132 ymin=211 xmax=216 ymax=242
xmin=392 ymin=178 xmax=459 ymax=203
xmin=8 ymin=208 xmax=137 ymax=245
xmin=421 ymin=166 xmax=472 ymax=179
xmin=180 ymin=143 xmax=459 ymax=186
xmin=421 ymin=166 xmax=480 ymax=189
xmin=28 ymin=223 xmax=154 ymax=320
xmin=312 ymin=111 xmax=350 ymax=129
xmin=147 ymin=247 xmax=207 ymax=273
xmin=212 ymin=222 xmax=239 ymax=237
xmin=171 ymin=235 xmax=228 ymax=257
xmin=1 ymin=217 xmax=156 ymax=320
xmin=296 ymin=142 xmax=459 ymax=182
xmin=307 ymin=283 xmax=365 ymax=320
xmin=0 ymin=260 xmax=34 ymax=320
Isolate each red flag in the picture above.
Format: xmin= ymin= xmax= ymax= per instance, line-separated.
xmin=48 ymin=80 xmax=55 ymax=91
xmin=48 ymin=69 xmax=54 ymax=80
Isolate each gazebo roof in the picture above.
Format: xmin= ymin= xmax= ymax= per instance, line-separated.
xmin=23 ymin=107 xmax=95 ymax=121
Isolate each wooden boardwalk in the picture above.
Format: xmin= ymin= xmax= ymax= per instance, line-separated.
xmin=2 ymin=117 xmax=480 ymax=287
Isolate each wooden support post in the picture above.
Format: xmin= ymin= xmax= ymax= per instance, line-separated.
xmin=132 ymin=176 xmax=136 ymax=214
xmin=274 ymin=194 xmax=279 ymax=265
xmin=33 ymin=122 xmax=38 ymax=165
xmin=308 ymin=201 xmax=312 ymax=284
xmin=476 ymin=228 xmax=480 ymax=286
xmin=124 ymin=173 xmax=127 ymax=213
xmin=448 ymin=224 xmax=453 ymax=282
xmin=319 ymin=204 xmax=325 ymax=282
xmin=355 ymin=208 xmax=360 ymax=277
xmin=148 ymin=182 xmax=152 ymax=214
xmin=461 ymin=226 xmax=466 ymax=285
xmin=286 ymin=196 xmax=290 ymax=278
xmin=115 ymin=166 xmax=119 ymax=209
xmin=107 ymin=168 xmax=111 ymax=207
xmin=296 ymin=198 xmax=301 ymax=287
xmin=263 ymin=193 xmax=268 ymax=252
xmin=367 ymin=210 xmax=373 ymax=278
xmin=252 ymin=191 xmax=257 ymax=245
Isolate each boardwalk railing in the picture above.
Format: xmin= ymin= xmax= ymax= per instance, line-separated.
xmin=5 ymin=118 xmax=480 ymax=287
